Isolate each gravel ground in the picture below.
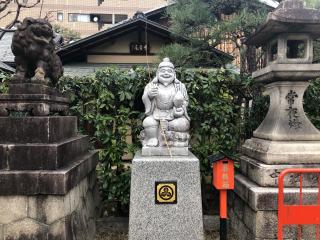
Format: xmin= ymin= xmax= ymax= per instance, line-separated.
xmin=95 ymin=216 xmax=236 ymax=240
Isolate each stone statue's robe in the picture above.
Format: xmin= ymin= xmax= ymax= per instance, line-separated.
xmin=142 ymin=77 xmax=190 ymax=122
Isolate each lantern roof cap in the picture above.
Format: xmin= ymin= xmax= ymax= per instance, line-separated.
xmin=247 ymin=0 xmax=320 ymax=46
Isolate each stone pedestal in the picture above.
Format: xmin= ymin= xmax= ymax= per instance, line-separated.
xmin=230 ymin=1 xmax=320 ymax=238
xmin=129 ymin=151 xmax=204 ymax=240
xmin=0 ymin=82 xmax=100 ymax=239
xmin=242 ymin=81 xmax=320 ymax=164
xmin=229 ymin=80 xmax=320 ymax=239
xmin=229 ymin=172 xmax=319 ymax=240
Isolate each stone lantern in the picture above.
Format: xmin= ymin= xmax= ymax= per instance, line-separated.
xmin=229 ymin=1 xmax=320 ymax=239
xmin=244 ymin=0 xmax=320 ymax=163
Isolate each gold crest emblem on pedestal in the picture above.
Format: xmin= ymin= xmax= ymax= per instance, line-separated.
xmin=155 ymin=181 xmax=177 ymax=204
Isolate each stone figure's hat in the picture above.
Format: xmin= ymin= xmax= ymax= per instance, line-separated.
xmin=158 ymin=58 xmax=174 ymax=69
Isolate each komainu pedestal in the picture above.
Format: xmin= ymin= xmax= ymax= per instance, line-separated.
xmin=129 ymin=152 xmax=204 ymax=240
xmin=0 ymin=112 xmax=100 ymax=240
xmin=0 ymin=17 xmax=100 ymax=240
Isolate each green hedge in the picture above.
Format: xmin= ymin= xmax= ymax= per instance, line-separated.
xmin=0 ymin=71 xmax=10 ymax=93
xmin=58 ymin=67 xmax=243 ymax=213
xmin=2 ymin=68 xmax=320 ymax=214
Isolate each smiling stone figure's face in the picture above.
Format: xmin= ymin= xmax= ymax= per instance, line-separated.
xmin=157 ymin=67 xmax=175 ymax=86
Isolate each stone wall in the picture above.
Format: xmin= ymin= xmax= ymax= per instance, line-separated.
xmin=0 ymin=171 xmax=101 ymax=240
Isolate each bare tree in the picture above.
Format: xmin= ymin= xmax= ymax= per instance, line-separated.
xmin=0 ymin=0 xmax=41 ymax=39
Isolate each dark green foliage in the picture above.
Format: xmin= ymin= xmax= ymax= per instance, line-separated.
xmin=59 ymin=68 xmax=150 ymax=214
xmin=180 ymin=68 xmax=241 ymax=175
xmin=53 ymin=24 xmax=81 ymax=44
xmin=2 ymin=67 xmax=320 ymax=214
xmin=167 ymin=0 xmax=216 ymax=37
xmin=166 ymin=0 xmax=268 ymax=73
xmin=304 ymin=79 xmax=320 ymax=129
xmin=58 ymin=67 xmax=242 ymax=213
xmin=157 ymin=43 xmax=228 ymax=68
xmin=305 ymin=0 xmax=320 ymax=9
xmin=208 ymin=0 xmax=266 ymax=17
xmin=157 ymin=44 xmax=201 ymax=67
xmin=0 ymin=70 xmax=9 ymax=93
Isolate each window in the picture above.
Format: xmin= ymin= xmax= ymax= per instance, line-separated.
xmin=90 ymin=14 xmax=100 ymax=23
xmin=57 ymin=12 xmax=63 ymax=22
xmin=270 ymin=42 xmax=278 ymax=62
xmin=68 ymin=13 xmax=90 ymax=23
xmin=115 ymin=14 xmax=128 ymax=23
xmin=100 ymin=14 xmax=113 ymax=24
xmin=287 ymin=40 xmax=306 ymax=59
xmin=84 ymin=14 xmax=114 ymax=24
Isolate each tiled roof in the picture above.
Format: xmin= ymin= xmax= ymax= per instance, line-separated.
xmin=0 ymin=31 xmax=14 ymax=64
xmin=58 ymin=14 xmax=233 ymax=62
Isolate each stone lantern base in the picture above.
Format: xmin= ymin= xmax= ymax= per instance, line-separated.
xmin=229 ymin=80 xmax=320 ymax=239
xmin=229 ymin=173 xmax=320 ymax=240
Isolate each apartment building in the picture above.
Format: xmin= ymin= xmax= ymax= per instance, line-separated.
xmin=0 ymin=0 xmax=169 ymax=37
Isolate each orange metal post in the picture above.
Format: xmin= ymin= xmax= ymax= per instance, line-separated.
xmin=210 ymin=155 xmax=235 ymax=240
xmin=220 ymin=190 xmax=227 ymax=219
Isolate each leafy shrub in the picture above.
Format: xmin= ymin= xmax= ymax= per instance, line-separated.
xmin=58 ymin=67 xmax=242 ymax=214
xmin=300 ymin=79 xmax=320 ymax=129
xmin=59 ymin=68 xmax=150 ymax=214
xmin=0 ymin=70 xmax=10 ymax=93
xmin=3 ymin=67 xmax=320 ymax=215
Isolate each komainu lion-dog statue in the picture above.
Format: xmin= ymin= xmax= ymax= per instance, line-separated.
xmin=11 ymin=17 xmax=63 ymax=85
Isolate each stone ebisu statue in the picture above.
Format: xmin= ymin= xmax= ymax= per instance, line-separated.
xmin=141 ymin=58 xmax=190 ymax=148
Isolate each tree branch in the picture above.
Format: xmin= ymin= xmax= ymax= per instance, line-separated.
xmin=16 ymin=0 xmax=40 ymax=8
xmin=0 ymin=27 xmax=15 ymax=32
xmin=0 ymin=0 xmax=11 ymax=12
xmin=0 ymin=9 xmax=13 ymax=21
xmin=0 ymin=0 xmax=40 ymax=40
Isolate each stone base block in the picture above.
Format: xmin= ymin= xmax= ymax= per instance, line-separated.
xmin=229 ymin=173 xmax=319 ymax=239
xmin=242 ymin=137 xmax=320 ymax=164
xmin=129 ymin=151 xmax=204 ymax=240
xmin=0 ymin=94 xmax=69 ymax=116
xmin=0 ymin=135 xmax=89 ymax=170
xmin=239 ymin=155 xmax=320 ymax=187
xmin=8 ymin=83 xmax=61 ymax=95
xmin=141 ymin=146 xmax=189 ymax=156
xmin=0 ymin=170 xmax=101 ymax=240
xmin=0 ymin=151 xmax=98 ymax=195
xmin=0 ymin=116 xmax=77 ymax=144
